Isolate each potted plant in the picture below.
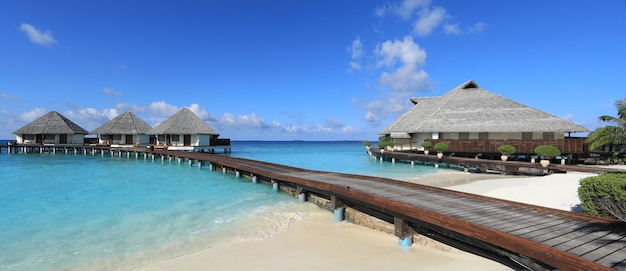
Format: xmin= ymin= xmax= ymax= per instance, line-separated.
xmin=434 ymin=142 xmax=449 ymax=159
xmin=378 ymin=135 xmax=394 ymax=152
xmin=497 ymin=144 xmax=516 ymax=161
xmin=421 ymin=141 xmax=432 ymax=155
xmin=362 ymin=140 xmax=372 ymax=151
xmin=387 ymin=141 xmax=396 ymax=151
xmin=534 ymin=145 xmax=561 ymax=167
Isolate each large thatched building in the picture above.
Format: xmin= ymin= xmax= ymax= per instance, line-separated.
xmin=379 ymin=80 xmax=589 ymax=157
xmin=91 ymin=111 xmax=152 ymax=147
xmin=13 ymin=111 xmax=88 ymax=144
xmin=149 ymin=108 xmax=230 ymax=152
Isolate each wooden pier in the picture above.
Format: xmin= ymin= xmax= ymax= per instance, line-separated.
xmin=369 ymin=148 xmax=624 ymax=175
xmin=3 ymin=146 xmax=626 ymax=270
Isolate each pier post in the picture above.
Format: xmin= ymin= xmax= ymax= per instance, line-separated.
xmin=272 ymin=180 xmax=279 ymax=191
xmin=209 ymin=163 xmax=214 ymax=171
xmin=252 ymin=175 xmax=257 ymax=184
xmin=435 ymin=163 xmax=439 ymax=168
xmin=392 ymin=158 xmax=395 ymax=164
xmin=178 ymin=157 xmax=182 ymax=165
xmin=198 ymin=161 xmax=202 ymax=169
xmin=188 ymin=159 xmax=193 ymax=167
xmin=411 ymin=160 xmax=414 ymax=166
xmin=296 ymin=187 xmax=306 ymax=202
xmin=135 ymin=152 xmax=139 ymax=159
xmin=394 ymin=217 xmax=415 ymax=247
xmin=235 ymin=171 xmax=240 ymax=178
xmin=379 ymin=156 xmax=383 ymax=162
xmin=331 ymin=196 xmax=346 ymax=222
xmin=222 ymin=167 xmax=227 ymax=174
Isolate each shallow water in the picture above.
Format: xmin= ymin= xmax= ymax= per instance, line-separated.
xmin=0 ymin=141 xmax=442 ymax=270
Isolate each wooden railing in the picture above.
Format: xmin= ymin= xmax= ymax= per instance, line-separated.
xmin=210 ymin=138 xmax=231 ymax=146
xmin=427 ymin=138 xmax=586 ymax=154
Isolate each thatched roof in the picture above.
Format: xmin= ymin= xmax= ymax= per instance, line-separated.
xmin=149 ymin=108 xmax=219 ymax=135
xmin=91 ymin=111 xmax=152 ymax=135
xmin=380 ymin=80 xmax=589 ymax=135
xmin=13 ymin=111 xmax=88 ymax=135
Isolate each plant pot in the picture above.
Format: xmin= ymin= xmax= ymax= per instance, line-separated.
xmin=424 ymin=150 xmax=429 ymax=155
xmin=437 ymin=152 xmax=443 ymax=159
xmin=540 ymin=160 xmax=550 ymax=167
xmin=501 ymin=155 xmax=508 ymax=161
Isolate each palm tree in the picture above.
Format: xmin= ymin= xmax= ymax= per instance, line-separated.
xmin=585 ymin=99 xmax=626 ymax=151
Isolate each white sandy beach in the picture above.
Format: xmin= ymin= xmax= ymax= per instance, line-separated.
xmin=137 ymin=168 xmax=609 ymax=271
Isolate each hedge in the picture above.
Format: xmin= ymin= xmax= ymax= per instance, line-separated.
xmin=578 ymin=172 xmax=626 ymax=219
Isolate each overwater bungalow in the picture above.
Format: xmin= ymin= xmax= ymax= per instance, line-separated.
xmin=91 ymin=111 xmax=152 ymax=147
xmin=12 ymin=111 xmax=88 ymax=145
xmin=379 ymin=80 xmax=589 ymax=160
xmin=149 ymin=108 xmax=230 ymax=152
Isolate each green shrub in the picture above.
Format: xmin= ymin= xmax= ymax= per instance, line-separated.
xmin=534 ymin=145 xmax=561 ymax=158
xmin=497 ymin=144 xmax=516 ymax=155
xmin=362 ymin=140 xmax=372 ymax=147
xmin=578 ymin=172 xmax=626 ymax=220
xmin=421 ymin=141 xmax=432 ymax=149
xmin=434 ymin=142 xmax=449 ymax=152
xmin=378 ymin=135 xmax=393 ymax=149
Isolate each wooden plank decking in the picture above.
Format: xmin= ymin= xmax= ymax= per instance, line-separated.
xmin=146 ymin=149 xmax=626 ymax=271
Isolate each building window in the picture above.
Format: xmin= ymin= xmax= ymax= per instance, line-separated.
xmin=172 ymin=135 xmax=180 ymax=141
xmin=125 ymin=135 xmax=133 ymax=144
xmin=478 ymin=132 xmax=489 ymax=139
xmin=543 ymin=132 xmax=555 ymax=140
xmin=24 ymin=134 xmax=35 ymax=140
xmin=158 ymin=135 xmax=165 ymax=141
xmin=459 ymin=132 xmax=469 ymax=140
xmin=522 ymin=132 xmax=533 ymax=140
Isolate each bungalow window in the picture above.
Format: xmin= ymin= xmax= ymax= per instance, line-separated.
xmin=158 ymin=135 xmax=165 ymax=141
xmin=543 ymin=132 xmax=555 ymax=140
xmin=459 ymin=132 xmax=469 ymax=140
xmin=101 ymin=134 xmax=110 ymax=140
xmin=24 ymin=134 xmax=35 ymax=140
xmin=125 ymin=135 xmax=133 ymax=144
xmin=172 ymin=135 xmax=180 ymax=141
xmin=522 ymin=132 xmax=533 ymax=140
xmin=478 ymin=132 xmax=489 ymax=139
xmin=44 ymin=134 xmax=55 ymax=140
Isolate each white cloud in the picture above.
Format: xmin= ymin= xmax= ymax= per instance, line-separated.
xmin=19 ymin=108 xmax=46 ymax=122
xmin=1 ymin=92 xmax=17 ymax=100
xmin=63 ymin=108 xmax=112 ymax=131
xmin=347 ymin=37 xmax=364 ymax=72
xmin=445 ymin=22 xmax=486 ymax=35
xmin=219 ymin=112 xmax=269 ymax=129
xmin=376 ymin=0 xmax=484 ymax=36
xmin=101 ymin=87 xmax=123 ymax=97
xmin=19 ymin=23 xmax=57 ymax=46
xmin=444 ymin=23 xmax=461 ymax=35
xmin=376 ymin=0 xmax=430 ymax=20
xmin=149 ymin=101 xmax=179 ymax=117
xmin=376 ymin=36 xmax=429 ymax=93
xmin=468 ymin=22 xmax=487 ymax=33
xmin=413 ymin=6 xmax=448 ymax=36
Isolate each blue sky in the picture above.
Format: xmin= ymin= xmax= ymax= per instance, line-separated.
xmin=1 ymin=0 xmax=624 ymax=140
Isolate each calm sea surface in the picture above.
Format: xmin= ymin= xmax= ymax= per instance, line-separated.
xmin=0 ymin=141 xmax=440 ymax=270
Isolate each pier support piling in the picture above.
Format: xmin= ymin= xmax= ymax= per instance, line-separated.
xmin=222 ymin=167 xmax=227 ymax=174
xmin=235 ymin=171 xmax=240 ymax=178
xmin=331 ymin=196 xmax=346 ymax=222
xmin=272 ymin=181 xmax=279 ymax=191
xmin=394 ymin=217 xmax=415 ymax=247
xmin=252 ymin=175 xmax=257 ymax=184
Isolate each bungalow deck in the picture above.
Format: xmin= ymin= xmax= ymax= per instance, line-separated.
xmin=370 ymin=148 xmax=623 ymax=175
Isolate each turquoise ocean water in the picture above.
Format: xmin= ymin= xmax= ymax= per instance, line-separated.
xmin=0 ymin=141 xmax=440 ymax=270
